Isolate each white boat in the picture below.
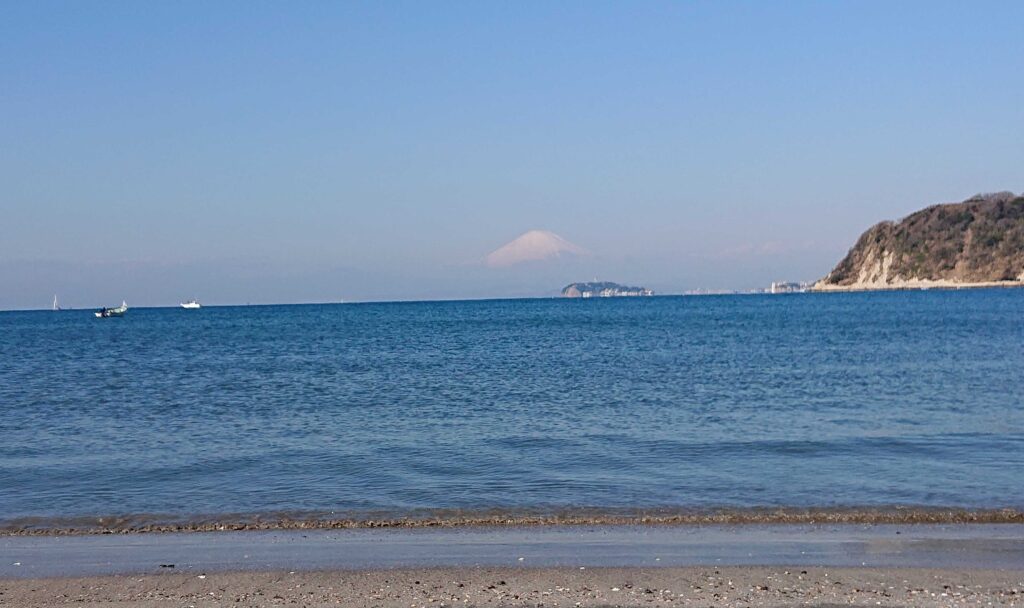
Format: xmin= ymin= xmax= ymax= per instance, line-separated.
xmin=181 ymin=299 xmax=201 ymax=309
xmin=95 ymin=301 xmax=128 ymax=318
xmin=52 ymin=294 xmax=61 ymax=311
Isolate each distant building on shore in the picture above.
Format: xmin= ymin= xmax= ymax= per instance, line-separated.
xmin=562 ymin=281 xmax=654 ymax=298
xmin=768 ymin=281 xmax=812 ymax=294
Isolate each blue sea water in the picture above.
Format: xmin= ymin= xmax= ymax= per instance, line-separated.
xmin=1 ymin=290 xmax=1023 ymax=526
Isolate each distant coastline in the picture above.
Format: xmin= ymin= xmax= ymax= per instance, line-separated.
xmin=561 ymin=281 xmax=654 ymax=298
xmin=10 ymin=283 xmax=1024 ymax=313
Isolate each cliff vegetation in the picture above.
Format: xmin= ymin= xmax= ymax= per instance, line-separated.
xmin=816 ymin=192 xmax=1024 ymax=290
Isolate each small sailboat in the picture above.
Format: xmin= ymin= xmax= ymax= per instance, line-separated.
xmin=180 ymin=299 xmax=201 ymax=309
xmin=53 ymin=294 xmax=61 ymax=311
xmin=95 ymin=301 xmax=128 ymax=318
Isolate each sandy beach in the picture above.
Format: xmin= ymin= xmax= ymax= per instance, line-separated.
xmin=2 ymin=565 xmax=1022 ymax=607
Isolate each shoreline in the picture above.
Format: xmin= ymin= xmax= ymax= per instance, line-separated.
xmin=3 ymin=506 xmax=1023 ymax=536
xmin=3 ymin=566 xmax=1022 ymax=608
xmin=811 ymin=279 xmax=1024 ymax=292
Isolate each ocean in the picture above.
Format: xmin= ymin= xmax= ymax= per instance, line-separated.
xmin=1 ymin=290 xmax=1023 ymax=531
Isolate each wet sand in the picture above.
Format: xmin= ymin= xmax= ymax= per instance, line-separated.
xmin=4 ymin=524 xmax=1024 ymax=578
xmin=2 ymin=525 xmax=1023 ymax=606
xmin=2 ymin=566 xmax=1022 ymax=607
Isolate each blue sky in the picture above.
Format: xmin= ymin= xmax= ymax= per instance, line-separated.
xmin=2 ymin=1 xmax=1023 ymax=307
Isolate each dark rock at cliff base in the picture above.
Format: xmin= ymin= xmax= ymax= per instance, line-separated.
xmin=816 ymin=192 xmax=1024 ymax=290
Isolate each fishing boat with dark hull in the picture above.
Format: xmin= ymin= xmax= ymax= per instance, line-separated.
xmin=95 ymin=301 xmax=128 ymax=318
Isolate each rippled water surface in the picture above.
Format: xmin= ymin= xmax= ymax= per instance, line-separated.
xmin=2 ymin=290 xmax=1023 ymax=524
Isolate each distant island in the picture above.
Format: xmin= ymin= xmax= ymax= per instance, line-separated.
xmin=814 ymin=192 xmax=1024 ymax=291
xmin=562 ymin=282 xmax=654 ymax=298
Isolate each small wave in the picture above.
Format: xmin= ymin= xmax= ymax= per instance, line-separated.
xmin=2 ymin=506 xmax=1022 ymax=536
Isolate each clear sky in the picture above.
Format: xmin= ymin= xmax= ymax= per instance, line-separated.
xmin=2 ymin=1 xmax=1023 ymax=308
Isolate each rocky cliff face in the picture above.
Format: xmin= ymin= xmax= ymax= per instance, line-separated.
xmin=816 ymin=192 xmax=1024 ymax=290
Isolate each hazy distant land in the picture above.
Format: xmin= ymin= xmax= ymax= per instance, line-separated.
xmin=561 ymin=281 xmax=654 ymax=297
